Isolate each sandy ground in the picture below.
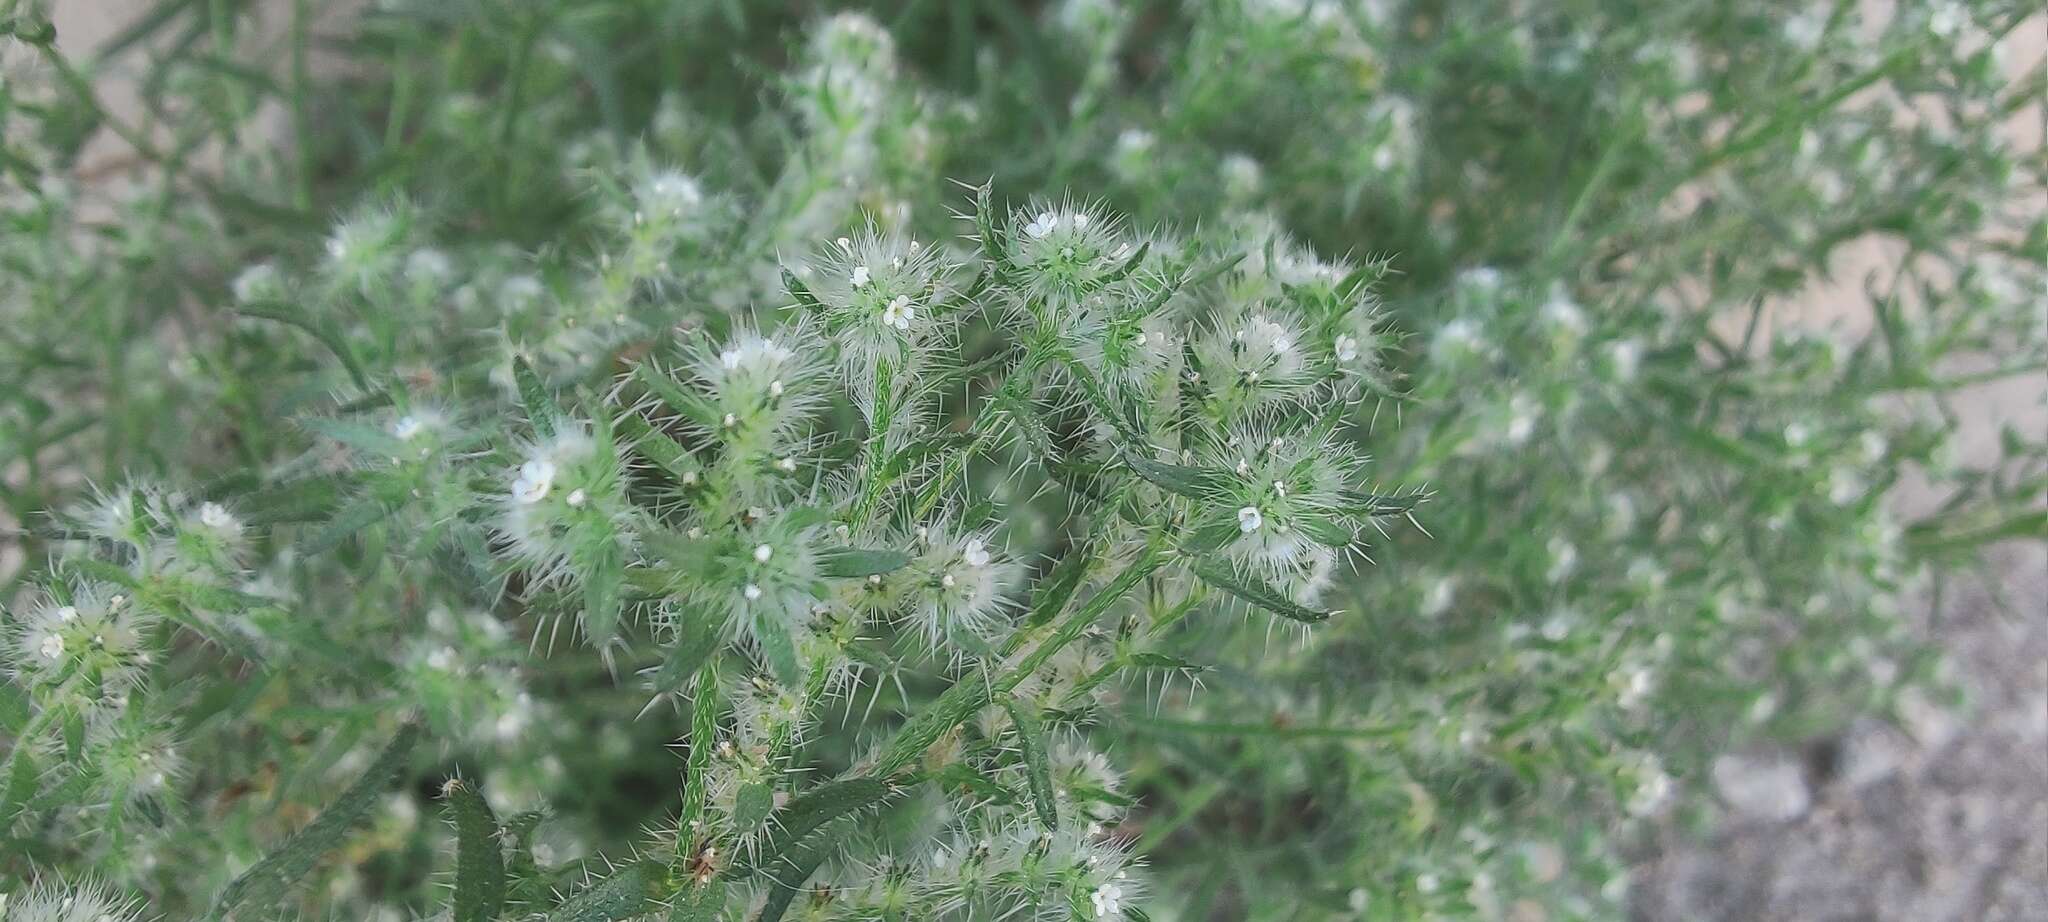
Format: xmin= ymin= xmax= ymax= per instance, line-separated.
xmin=45 ymin=4 xmax=2048 ymax=920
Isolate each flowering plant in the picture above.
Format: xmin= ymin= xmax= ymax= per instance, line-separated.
xmin=1 ymin=1 xmax=2040 ymax=920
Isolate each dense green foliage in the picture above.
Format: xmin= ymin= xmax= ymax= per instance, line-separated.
xmin=1 ymin=1 xmax=2041 ymax=920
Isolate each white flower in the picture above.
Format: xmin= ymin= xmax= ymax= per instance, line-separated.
xmin=753 ymin=544 xmax=774 ymax=563
xmin=1237 ymin=506 xmax=1264 ymax=533
xmin=1335 ymin=334 xmax=1360 ymax=362
xmin=565 ymin=489 xmax=587 ymax=508
xmin=199 ymin=502 xmax=237 ymax=531
xmin=512 ymin=459 xmax=557 ymax=504
xmin=1025 ymin=212 xmax=1058 ymax=239
xmin=742 ymin=584 xmax=764 ymax=601
xmin=850 ymin=265 xmax=871 ymax=288
xmin=39 ymin=633 xmax=65 ymax=660
xmin=962 ymin=538 xmax=990 ymax=568
xmin=1090 ymin=881 xmax=1125 ymax=918
xmin=720 ymin=349 xmax=742 ymax=370
xmin=393 ymin=415 xmax=426 ymax=440
xmin=55 ymin=605 xmax=79 ymax=622
xmin=426 ymin=646 xmax=456 ymax=671
xmin=881 ymin=295 xmax=915 ymax=330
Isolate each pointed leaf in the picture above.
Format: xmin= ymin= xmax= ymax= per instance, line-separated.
xmin=209 ymin=721 xmax=421 ymax=921
xmin=443 ymin=779 xmax=506 ymax=922
xmin=815 ymin=546 xmax=913 ymax=579
xmin=514 ymin=356 xmax=560 ymax=439
xmin=1002 ymin=698 xmax=1057 ymax=828
xmin=1189 ymin=557 xmax=1332 ymax=623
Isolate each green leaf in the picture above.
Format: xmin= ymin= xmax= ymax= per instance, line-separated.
xmin=754 ymin=619 xmax=801 ymax=685
xmin=665 ymin=880 xmax=727 ymax=922
xmin=1026 ymin=547 xmax=1093 ymax=627
xmin=1125 ymin=454 xmax=1235 ymax=503
xmin=782 ymin=267 xmax=824 ymax=312
xmin=815 ymin=546 xmax=914 ymax=579
xmin=299 ymin=494 xmax=394 ymax=556
xmin=209 ymin=721 xmax=421 ymax=921
xmin=1127 ymin=652 xmax=1205 ymax=672
xmin=0 ymin=746 xmax=39 ymax=832
xmin=1189 ymin=557 xmax=1332 ymax=624
xmin=1295 ymin=515 xmax=1355 ymax=547
xmin=1002 ymin=698 xmax=1057 ymax=828
xmin=545 ymin=860 xmax=656 ymax=922
xmin=730 ymin=777 xmax=894 ymax=881
xmin=236 ymin=304 xmax=371 ymax=392
xmin=649 ymin=609 xmax=722 ymax=697
xmin=675 ymin=665 xmax=722 ymax=842
xmin=514 ymin=355 xmax=560 ymax=439
xmin=753 ymin=815 xmax=856 ymax=922
xmin=300 ymin=417 xmax=409 ymax=459
xmin=443 ymin=779 xmax=506 ymax=922
xmin=582 ymin=543 xmax=624 ymax=646
xmin=1342 ymin=488 xmax=1426 ymax=517
xmin=619 ymin=412 xmax=702 ymax=482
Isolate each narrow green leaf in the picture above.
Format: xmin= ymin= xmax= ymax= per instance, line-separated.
xmin=299 ymin=494 xmax=394 ymax=556
xmin=782 ymin=267 xmax=824 ymax=312
xmin=815 ymin=546 xmax=914 ymax=579
xmin=729 ymin=777 xmax=894 ymax=881
xmin=209 ymin=721 xmax=421 ymax=921
xmin=545 ymin=860 xmax=656 ymax=922
xmin=1002 ymin=698 xmax=1057 ymax=828
xmin=666 ymin=880 xmax=726 ymax=922
xmin=300 ymin=417 xmax=409 ymax=459
xmin=650 ymin=609 xmax=722 ymax=697
xmin=236 ymin=304 xmax=371 ymax=392
xmin=1027 ymin=548 xmax=1092 ymax=628
xmin=619 ymin=412 xmax=701 ymax=482
xmin=754 ymin=619 xmax=801 ymax=685
xmin=582 ymin=544 xmax=623 ymax=646
xmin=1124 ymin=454 xmax=1235 ymax=503
xmin=0 ymin=747 xmax=38 ymax=832
xmin=1295 ymin=515 xmax=1355 ymax=547
xmin=675 ymin=664 xmax=721 ymax=845
xmin=514 ymin=356 xmax=559 ymax=439
xmin=443 ymin=779 xmax=506 ymax=922
xmin=1189 ymin=557 xmax=1332 ymax=624
xmin=754 ymin=815 xmax=856 ymax=922
xmin=1127 ymin=652 xmax=1204 ymax=672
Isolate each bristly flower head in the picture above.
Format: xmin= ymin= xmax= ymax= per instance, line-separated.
xmin=898 ymin=523 xmax=1020 ymax=647
xmin=1004 ymin=198 xmax=1134 ymax=316
xmin=6 ymin=581 xmax=157 ymax=707
xmin=0 ymin=879 xmax=147 ymax=922
xmin=496 ymin=419 xmax=634 ymax=592
xmin=791 ymin=227 xmax=957 ymax=406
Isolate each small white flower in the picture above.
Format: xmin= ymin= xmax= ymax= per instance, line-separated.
xmin=769 ymin=379 xmax=786 ymax=397
xmin=55 ymin=605 xmax=79 ymax=622
xmin=775 ymin=456 xmax=797 ymax=473
xmin=199 ymin=502 xmax=238 ymax=532
xmin=753 ymin=544 xmax=774 ymax=563
xmin=742 ymin=584 xmax=764 ymax=601
xmin=1072 ymin=212 xmax=1091 ymax=229
xmin=1090 ymin=881 xmax=1125 ymax=918
xmin=1238 ymin=506 xmax=1264 ymax=533
xmin=565 ymin=489 xmax=587 ymax=508
xmin=426 ymin=646 xmax=456 ymax=671
xmin=720 ymin=349 xmax=743 ymax=370
xmin=850 ymin=265 xmax=871 ymax=288
xmin=941 ymin=573 xmax=956 ymax=589
xmin=512 ymin=459 xmax=557 ymax=504
xmin=962 ymin=538 xmax=990 ymax=568
xmin=1025 ymin=212 xmax=1057 ymax=239
xmin=39 ymin=633 xmax=64 ymax=660
xmin=882 ymin=295 xmax=915 ymax=330
xmin=1335 ymin=334 xmax=1360 ymax=362
xmin=393 ymin=415 xmax=425 ymax=441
